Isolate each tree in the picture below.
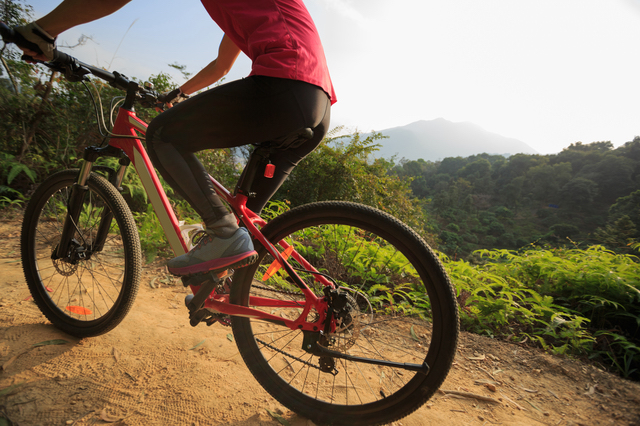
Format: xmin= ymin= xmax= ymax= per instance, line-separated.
xmin=459 ymin=158 xmax=492 ymax=194
xmin=458 ymin=158 xmax=491 ymax=180
xmin=494 ymin=153 xmax=547 ymax=187
xmin=559 ymin=177 xmax=599 ymax=211
xmin=0 ymin=0 xmax=33 ymax=93
xmin=551 ymin=141 xmax=613 ymax=176
xmin=523 ymin=162 xmax=572 ymax=203
xmin=499 ymin=176 xmax=524 ymax=211
xmin=550 ymin=223 xmax=580 ymax=240
xmin=616 ymin=137 xmax=640 ymax=162
xmin=396 ymin=158 xmax=433 ymax=178
xmin=0 ymin=0 xmax=32 ymax=29
xmin=410 ymin=175 xmax=429 ymax=198
xmin=593 ymin=216 xmax=638 ymax=252
xmin=608 ymin=190 xmax=640 ymax=228
xmin=275 ymin=131 xmax=433 ymax=239
xmin=580 ymin=155 xmax=635 ymax=203
xmin=438 ymin=156 xmax=467 ymax=176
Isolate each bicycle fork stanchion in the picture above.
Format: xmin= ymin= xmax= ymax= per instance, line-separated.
xmin=92 ymin=158 xmax=130 ymax=252
xmin=54 ymin=160 xmax=93 ymax=261
xmin=56 ymin=146 xmax=132 ymax=258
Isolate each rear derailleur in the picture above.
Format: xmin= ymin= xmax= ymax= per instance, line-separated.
xmin=301 ymin=287 xmax=358 ymax=375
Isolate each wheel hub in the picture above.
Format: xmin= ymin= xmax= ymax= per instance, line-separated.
xmin=330 ymin=292 xmax=361 ymax=351
xmin=50 ymin=238 xmax=78 ymax=276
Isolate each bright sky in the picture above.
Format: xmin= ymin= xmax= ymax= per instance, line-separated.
xmin=27 ymin=0 xmax=640 ymax=155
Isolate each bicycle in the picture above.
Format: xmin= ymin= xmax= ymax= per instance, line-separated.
xmin=1 ymin=23 xmax=460 ymax=426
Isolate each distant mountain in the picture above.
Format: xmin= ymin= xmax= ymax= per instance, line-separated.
xmin=370 ymin=118 xmax=538 ymax=161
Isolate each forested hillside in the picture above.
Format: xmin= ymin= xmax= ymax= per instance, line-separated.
xmin=391 ymin=141 xmax=640 ymax=258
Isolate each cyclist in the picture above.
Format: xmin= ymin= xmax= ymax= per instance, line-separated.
xmin=15 ymin=0 xmax=336 ymax=276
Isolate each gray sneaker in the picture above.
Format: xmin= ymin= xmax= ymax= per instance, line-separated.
xmin=167 ymin=228 xmax=258 ymax=276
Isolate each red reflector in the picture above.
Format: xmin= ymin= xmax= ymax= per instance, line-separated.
xmin=66 ymin=306 xmax=93 ymax=315
xmin=264 ymin=163 xmax=275 ymax=178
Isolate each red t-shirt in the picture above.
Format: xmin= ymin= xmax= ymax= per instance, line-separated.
xmin=200 ymin=0 xmax=336 ymax=104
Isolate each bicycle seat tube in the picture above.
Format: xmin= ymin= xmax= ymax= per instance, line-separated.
xmin=234 ymin=143 xmax=271 ymax=197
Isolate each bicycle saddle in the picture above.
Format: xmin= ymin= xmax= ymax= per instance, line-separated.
xmin=269 ymin=127 xmax=314 ymax=150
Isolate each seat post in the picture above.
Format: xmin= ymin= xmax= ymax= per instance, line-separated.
xmin=233 ymin=127 xmax=314 ymax=197
xmin=234 ymin=144 xmax=271 ymax=197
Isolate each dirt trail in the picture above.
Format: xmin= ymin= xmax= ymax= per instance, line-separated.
xmin=1 ymin=215 xmax=639 ymax=426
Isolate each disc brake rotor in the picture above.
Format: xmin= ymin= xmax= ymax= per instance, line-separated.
xmin=51 ymin=238 xmax=78 ymax=276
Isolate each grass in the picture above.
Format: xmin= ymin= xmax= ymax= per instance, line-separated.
xmin=444 ymin=245 xmax=640 ymax=379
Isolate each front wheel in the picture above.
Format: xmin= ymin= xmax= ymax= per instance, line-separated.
xmin=21 ymin=169 xmax=142 ymax=337
xmin=231 ymin=201 xmax=459 ymax=426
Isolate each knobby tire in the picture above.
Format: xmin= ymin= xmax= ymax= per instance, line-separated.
xmin=231 ymin=201 xmax=459 ymax=426
xmin=21 ymin=169 xmax=141 ymax=337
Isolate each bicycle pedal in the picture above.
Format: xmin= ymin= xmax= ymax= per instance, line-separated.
xmin=188 ymin=307 xmax=228 ymax=328
xmin=189 ymin=308 xmax=212 ymax=327
xmin=185 ymin=278 xmax=217 ymax=313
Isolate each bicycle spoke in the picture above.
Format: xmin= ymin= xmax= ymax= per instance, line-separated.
xmin=232 ymin=201 xmax=462 ymax=426
xmin=242 ymin=226 xmax=435 ymax=406
xmin=29 ymin=175 xmax=129 ymax=323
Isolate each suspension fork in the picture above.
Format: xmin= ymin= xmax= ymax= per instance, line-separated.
xmin=92 ymin=158 xmax=129 ymax=252
xmin=55 ymin=146 xmax=131 ymax=260
xmin=54 ymin=160 xmax=93 ymax=260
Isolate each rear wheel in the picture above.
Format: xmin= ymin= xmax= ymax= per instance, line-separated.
xmin=231 ymin=201 xmax=459 ymax=426
xmin=21 ymin=169 xmax=141 ymax=337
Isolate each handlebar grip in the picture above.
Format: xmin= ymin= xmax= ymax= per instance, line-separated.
xmin=0 ymin=22 xmax=43 ymax=54
xmin=0 ymin=22 xmax=71 ymax=64
xmin=0 ymin=22 xmax=11 ymax=41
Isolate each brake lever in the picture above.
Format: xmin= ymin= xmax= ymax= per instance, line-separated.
xmin=134 ymin=89 xmax=165 ymax=111
xmin=20 ymin=53 xmax=87 ymax=83
xmin=62 ymin=60 xmax=90 ymax=82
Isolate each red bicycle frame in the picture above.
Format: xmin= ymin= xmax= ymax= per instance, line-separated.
xmin=106 ymin=106 xmax=333 ymax=331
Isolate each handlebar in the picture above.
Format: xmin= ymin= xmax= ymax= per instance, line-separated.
xmin=0 ymin=21 xmax=72 ymax=63
xmin=0 ymin=21 xmax=160 ymax=109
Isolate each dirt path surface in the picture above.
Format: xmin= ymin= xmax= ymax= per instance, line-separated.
xmin=1 ymin=215 xmax=639 ymax=426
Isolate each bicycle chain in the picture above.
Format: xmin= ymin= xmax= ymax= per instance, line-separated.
xmin=252 ymin=283 xmax=307 ymax=298
xmin=251 ymin=284 xmax=325 ymax=371
xmin=210 ymin=312 xmax=231 ymax=327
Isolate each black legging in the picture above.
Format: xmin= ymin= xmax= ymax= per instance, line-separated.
xmin=146 ymin=76 xmax=331 ymax=229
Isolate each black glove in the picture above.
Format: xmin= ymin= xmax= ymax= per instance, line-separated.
xmin=14 ymin=22 xmax=56 ymax=61
xmin=158 ymin=88 xmax=189 ymax=106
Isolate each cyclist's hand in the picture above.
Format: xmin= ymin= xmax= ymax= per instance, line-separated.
xmin=14 ymin=22 xmax=56 ymax=61
xmin=158 ymin=88 xmax=189 ymax=107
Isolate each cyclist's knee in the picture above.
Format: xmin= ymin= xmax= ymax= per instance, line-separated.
xmin=145 ymin=122 xmax=167 ymax=169
xmin=145 ymin=121 xmax=164 ymax=151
